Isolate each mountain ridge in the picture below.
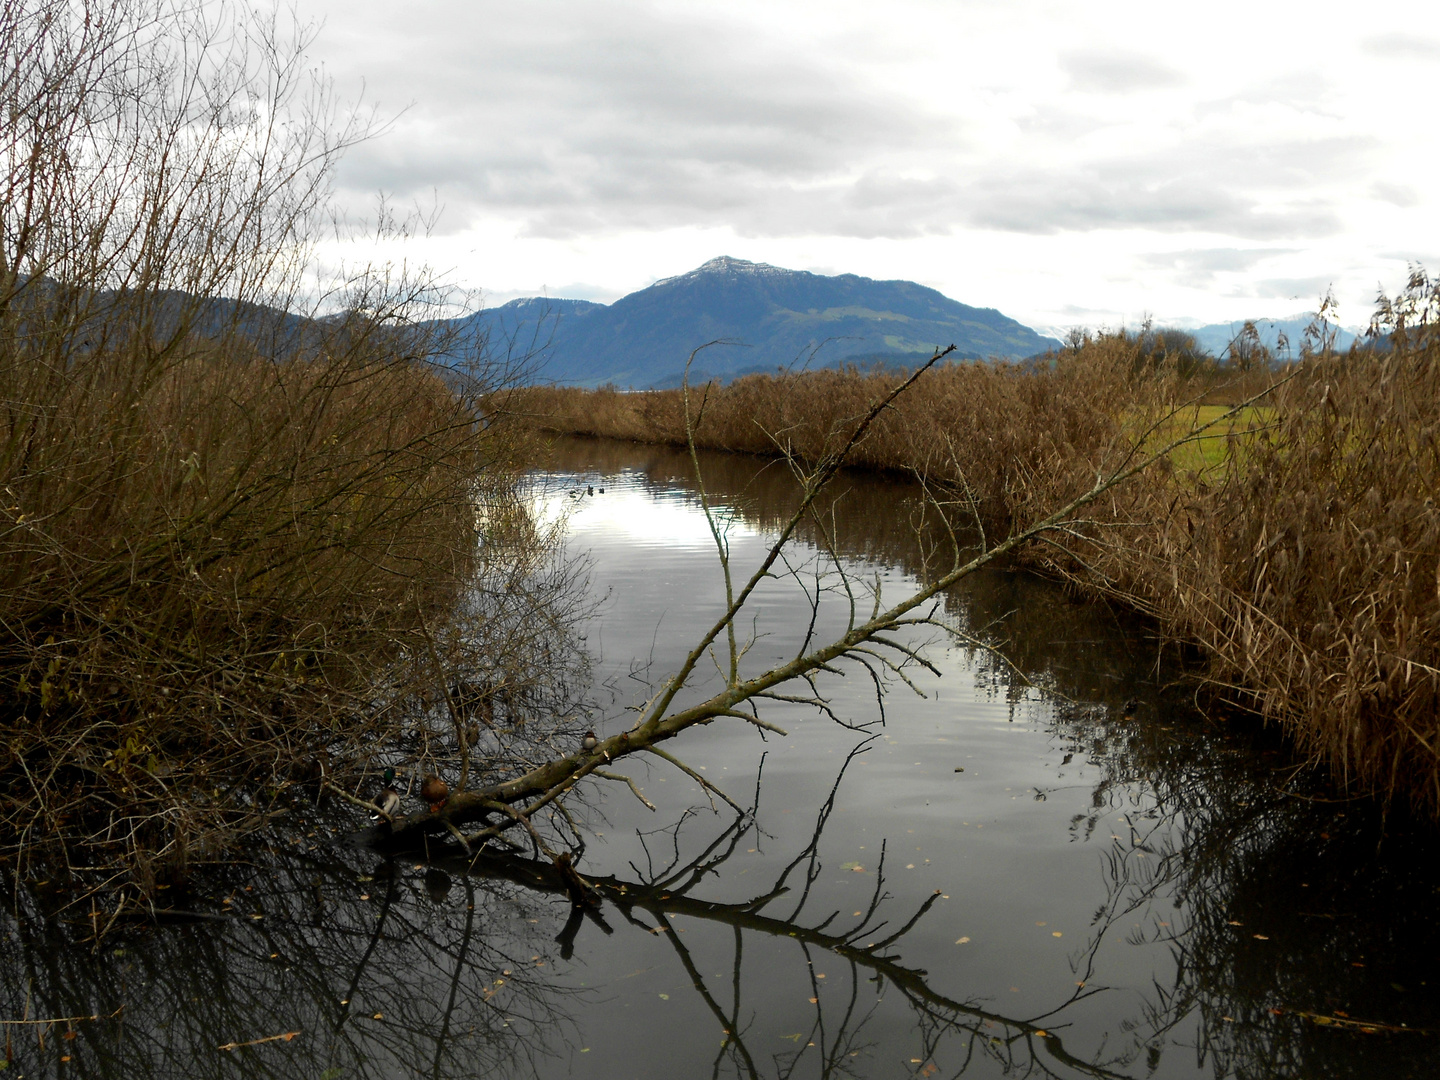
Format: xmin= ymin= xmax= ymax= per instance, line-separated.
xmin=450 ymin=257 xmax=1062 ymax=387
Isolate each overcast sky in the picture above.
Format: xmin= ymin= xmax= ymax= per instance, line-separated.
xmin=299 ymin=0 xmax=1439 ymax=334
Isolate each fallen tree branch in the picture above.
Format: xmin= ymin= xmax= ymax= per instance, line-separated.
xmin=357 ymin=362 xmax=1291 ymax=848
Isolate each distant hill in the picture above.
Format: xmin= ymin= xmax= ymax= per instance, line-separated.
xmin=1187 ymin=316 xmax=1362 ymax=359
xmin=447 ymin=257 xmax=1059 ymax=388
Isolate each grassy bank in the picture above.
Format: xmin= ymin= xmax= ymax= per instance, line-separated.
xmin=515 ymin=286 xmax=1440 ymax=816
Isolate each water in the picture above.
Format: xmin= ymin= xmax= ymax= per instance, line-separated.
xmin=4 ymin=436 xmax=1440 ymax=1078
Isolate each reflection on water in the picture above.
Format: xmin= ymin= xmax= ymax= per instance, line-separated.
xmin=4 ymin=435 xmax=1440 ymax=1079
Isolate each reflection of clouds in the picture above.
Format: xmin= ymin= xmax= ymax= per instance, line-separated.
xmin=532 ymin=472 xmax=759 ymax=550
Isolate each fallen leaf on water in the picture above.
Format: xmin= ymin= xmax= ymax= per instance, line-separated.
xmin=955 ymin=936 xmax=970 ymax=944
xmin=1034 ymin=1030 xmax=1048 ymax=1037
xmin=1052 ymin=932 xmax=1062 ymax=938
xmin=1253 ymin=934 xmax=1269 ymax=940
xmin=905 ymin=863 xmax=915 ymax=869
xmin=658 ymin=993 xmax=669 ymax=1000
xmin=840 ymin=861 xmax=864 ymax=872
xmin=808 ymin=997 xmax=818 ymax=1004
xmin=1228 ymin=920 xmax=1243 ymax=926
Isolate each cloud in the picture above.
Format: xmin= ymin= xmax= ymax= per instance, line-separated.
xmin=332 ymin=2 xmax=947 ymax=238
xmin=1226 ymin=275 xmax=1335 ymax=301
xmin=339 ymin=4 xmax=1345 ymax=244
xmin=1141 ymin=248 xmax=1296 ymax=273
xmin=1372 ymin=182 xmax=1421 ymax=207
xmin=1138 ymin=247 xmax=1298 ymax=289
xmin=1060 ymin=49 xmax=1185 ymax=93
xmin=1361 ymin=33 xmax=1440 ymax=59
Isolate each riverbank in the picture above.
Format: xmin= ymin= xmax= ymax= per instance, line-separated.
xmin=511 ymin=286 xmax=1440 ymax=816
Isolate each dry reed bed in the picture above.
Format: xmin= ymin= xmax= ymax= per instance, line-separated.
xmin=0 ymin=308 xmax=591 ymax=891
xmin=516 ymin=302 xmax=1440 ymax=815
xmin=0 ymin=0 xmax=594 ymax=899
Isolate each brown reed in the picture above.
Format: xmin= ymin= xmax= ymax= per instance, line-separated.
xmin=515 ymin=293 xmax=1440 ymax=816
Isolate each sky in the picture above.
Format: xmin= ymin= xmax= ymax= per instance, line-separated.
xmin=298 ymin=0 xmax=1440 ymax=336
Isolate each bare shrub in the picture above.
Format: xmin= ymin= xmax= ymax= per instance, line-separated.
xmin=0 ymin=1 xmax=588 ymax=896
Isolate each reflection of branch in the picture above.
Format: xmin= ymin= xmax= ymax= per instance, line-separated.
xmin=334 ymin=860 xmax=400 ymax=1035
xmin=453 ymin=847 xmax=1132 ymax=1080
xmin=429 ymin=875 xmax=475 ymax=1080
xmin=655 ymin=908 xmax=763 ymax=1080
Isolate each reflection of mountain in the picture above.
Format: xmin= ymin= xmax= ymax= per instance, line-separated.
xmin=452 ymin=257 xmax=1060 ymax=388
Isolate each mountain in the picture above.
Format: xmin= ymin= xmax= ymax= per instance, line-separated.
xmin=448 ymin=257 xmax=1059 ymax=388
xmin=1186 ymin=315 xmax=1362 ymax=359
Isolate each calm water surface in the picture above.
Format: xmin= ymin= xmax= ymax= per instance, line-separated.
xmin=4 ymin=437 xmax=1440 ymax=1079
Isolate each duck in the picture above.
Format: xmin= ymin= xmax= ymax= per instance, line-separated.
xmin=420 ymin=772 xmax=449 ymax=813
xmin=370 ymin=768 xmax=401 ymax=822
xmin=581 ymin=730 xmax=598 ymax=753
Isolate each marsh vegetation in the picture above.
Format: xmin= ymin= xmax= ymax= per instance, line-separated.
xmin=6 ymin=5 xmax=1440 ymax=1077
xmin=0 ymin=0 xmax=593 ymax=908
xmin=518 ymin=294 xmax=1440 ymax=817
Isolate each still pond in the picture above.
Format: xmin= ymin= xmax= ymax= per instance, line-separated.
xmin=4 ymin=436 xmax=1440 ymax=1079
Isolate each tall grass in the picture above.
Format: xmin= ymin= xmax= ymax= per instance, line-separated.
xmin=1104 ymin=274 xmax=1440 ymax=812
xmin=517 ymin=291 xmax=1440 ymax=816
